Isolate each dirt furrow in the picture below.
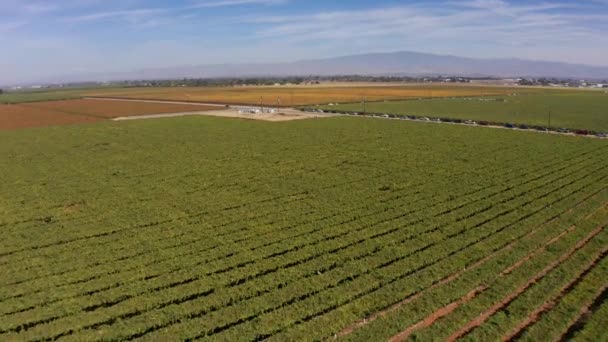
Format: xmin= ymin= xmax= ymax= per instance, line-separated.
xmin=385 ymin=218 xmax=606 ymax=342
xmin=388 ymin=286 xmax=487 ymax=342
xmin=445 ymin=224 xmax=607 ymax=342
xmin=334 ymin=193 xmax=606 ymax=339
xmin=503 ymin=284 xmax=607 ymax=342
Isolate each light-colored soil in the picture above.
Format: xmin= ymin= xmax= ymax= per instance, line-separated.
xmin=112 ymin=108 xmax=334 ymax=122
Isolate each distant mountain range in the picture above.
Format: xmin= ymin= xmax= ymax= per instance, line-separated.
xmin=35 ymin=51 xmax=608 ymax=84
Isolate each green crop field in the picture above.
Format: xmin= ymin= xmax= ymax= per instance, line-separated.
xmin=1 ymin=116 xmax=607 ymax=341
xmin=322 ymin=90 xmax=608 ymax=132
xmin=0 ymin=89 xmax=88 ymax=104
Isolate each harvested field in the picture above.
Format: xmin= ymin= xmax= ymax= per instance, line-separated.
xmin=83 ymin=85 xmax=524 ymax=106
xmin=1 ymin=116 xmax=606 ymax=341
xmin=0 ymin=99 xmax=218 ymax=130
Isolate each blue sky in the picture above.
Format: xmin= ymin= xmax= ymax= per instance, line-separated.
xmin=1 ymin=0 xmax=607 ymax=84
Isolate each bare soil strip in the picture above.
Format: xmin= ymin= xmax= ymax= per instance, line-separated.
xmin=445 ymin=224 xmax=607 ymax=342
xmin=112 ymin=108 xmax=333 ymax=122
xmin=335 ymin=194 xmax=606 ymax=339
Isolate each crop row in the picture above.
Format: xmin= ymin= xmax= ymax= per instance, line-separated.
xmin=567 ymin=289 xmax=608 ymax=341
xmin=1 ymin=164 xmax=584 ymax=340
xmin=2 ymin=140 xmax=600 ymax=298
xmin=1 ymin=140 xmax=584 ymax=310
xmin=1 ymin=145 xmax=600 ymax=326
xmin=10 ymin=156 xmax=604 ymax=340
xmin=0 ymin=138 xmax=534 ymax=270
xmin=406 ymin=218 xmax=607 ymax=342
xmin=216 ymin=170 xmax=607 ymax=341
xmin=335 ymin=190 xmax=608 ymax=341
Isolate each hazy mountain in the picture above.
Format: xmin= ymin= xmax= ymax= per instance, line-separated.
xmin=34 ymin=51 xmax=608 ymax=84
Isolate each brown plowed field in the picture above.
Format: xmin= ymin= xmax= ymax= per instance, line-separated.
xmin=0 ymin=99 xmax=218 ymax=130
xmin=0 ymin=104 xmax=101 ymax=130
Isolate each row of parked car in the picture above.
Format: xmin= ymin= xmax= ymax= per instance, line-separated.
xmin=304 ymin=108 xmax=607 ymax=138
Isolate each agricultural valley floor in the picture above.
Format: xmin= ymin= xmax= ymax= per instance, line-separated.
xmin=1 ymin=115 xmax=606 ymax=341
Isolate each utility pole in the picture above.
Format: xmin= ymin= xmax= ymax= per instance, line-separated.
xmin=363 ymin=97 xmax=367 ymax=114
xmin=547 ymin=108 xmax=552 ymax=133
xmin=260 ymin=96 xmax=264 ymax=113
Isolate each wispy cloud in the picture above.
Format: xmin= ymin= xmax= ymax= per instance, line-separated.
xmin=61 ymin=0 xmax=288 ymax=23
xmin=190 ymin=0 xmax=287 ymax=8
xmin=65 ymin=8 xmax=168 ymax=22
xmin=251 ymin=2 xmax=605 ymax=44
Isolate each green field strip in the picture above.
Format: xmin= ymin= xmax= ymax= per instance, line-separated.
xmin=3 ymin=147 xmax=600 ymax=340
xmin=571 ymin=294 xmax=608 ymax=341
xmin=0 ymin=145 xmax=564 ymax=304
xmin=323 ymin=91 xmax=608 ymax=132
xmin=451 ymin=234 xmax=608 ymax=342
xmin=461 ymin=231 xmax=608 ymax=341
xmin=107 ymin=164 xmax=604 ymax=342
xmin=0 ymin=137 xmax=408 ymax=216
xmin=1 ymin=117 xmax=606 ymax=340
xmin=0 ymin=124 xmax=584 ymax=236
xmin=0 ymin=148 xmax=415 ymax=255
xmin=0 ymin=140 xmax=592 ymax=292
xmin=0 ymin=136 xmax=524 ymax=256
xmin=0 ymin=192 xmax=317 ymax=286
xmin=0 ymin=147 xmax=592 ymax=324
xmin=0 ymin=117 xmax=580 ymax=235
xmin=226 ymin=176 xmax=604 ymax=342
xmin=512 ymin=263 xmax=607 ymax=341
xmin=336 ymin=189 xmax=608 ymax=341
xmin=0 ymin=182 xmax=314 ymax=256
xmin=399 ymin=212 xmax=608 ymax=341
xmin=3 ymin=150 xmax=342 ymax=246
xmin=2 ymin=146 xmax=604 ymax=306
xmin=0 ymin=170 xmax=564 ymax=338
xmin=57 ymin=179 xmax=608 ymax=342
xmin=305 ymin=190 xmax=608 ymax=342
xmin=194 ymin=169 xmax=606 ymax=341
xmin=338 ymin=202 xmax=607 ymax=342
xmin=481 ymin=205 xmax=608 ymax=342
xmin=0 ymin=135 xmax=600 ymax=247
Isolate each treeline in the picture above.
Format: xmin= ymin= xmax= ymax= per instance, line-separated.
xmin=71 ymin=75 xmax=476 ymax=89
xmin=114 ymin=76 xmax=474 ymax=88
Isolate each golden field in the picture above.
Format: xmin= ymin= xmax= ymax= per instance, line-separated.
xmin=84 ymin=84 xmax=524 ymax=106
